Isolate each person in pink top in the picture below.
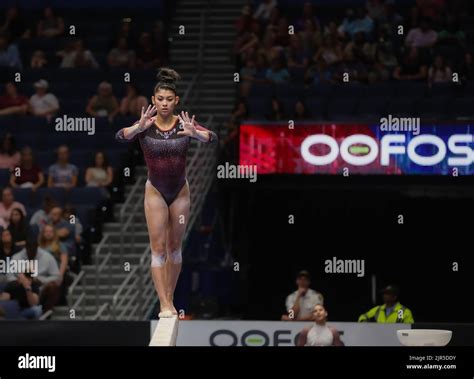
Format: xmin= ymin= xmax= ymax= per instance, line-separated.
xmin=0 ymin=187 xmax=26 ymax=228
xmin=405 ymin=18 xmax=438 ymax=48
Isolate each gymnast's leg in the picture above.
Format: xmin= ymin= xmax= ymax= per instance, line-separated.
xmin=144 ymin=179 xmax=172 ymax=315
xmin=166 ymin=180 xmax=190 ymax=315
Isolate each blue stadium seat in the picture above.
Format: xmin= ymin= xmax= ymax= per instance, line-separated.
xmin=34 ymin=188 xmax=68 ymax=207
xmin=249 ymin=83 xmax=274 ymax=98
xmin=448 ymin=98 xmax=474 ymax=119
xmin=12 ymin=188 xmax=32 ymax=208
xmin=386 ymin=98 xmax=417 ymax=117
xmin=275 ymin=83 xmax=305 ymax=99
xmin=355 ymin=98 xmax=388 ymax=120
xmin=327 ymin=98 xmax=357 ymax=121
xmin=305 ymin=83 xmax=333 ymax=97
xmin=392 ymin=82 xmax=427 ymax=99
xmin=246 ymin=97 xmax=272 ymax=118
xmin=0 ymin=115 xmax=19 ymax=131
xmin=332 ymin=83 xmax=367 ymax=98
xmin=0 ymin=169 xmax=10 ymax=187
xmin=304 ymin=97 xmax=326 ymax=119
xmin=417 ymin=98 xmax=448 ymax=120
xmin=69 ymin=187 xmax=106 ymax=206
xmin=288 ymin=67 xmax=306 ymax=83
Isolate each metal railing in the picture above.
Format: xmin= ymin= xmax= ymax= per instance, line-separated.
xmin=92 ymin=302 xmax=110 ymax=321
xmin=66 ymin=270 xmax=86 ymax=319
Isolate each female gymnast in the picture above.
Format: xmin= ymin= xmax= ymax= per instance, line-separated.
xmin=297 ymin=304 xmax=344 ymax=346
xmin=115 ymin=68 xmax=217 ymax=318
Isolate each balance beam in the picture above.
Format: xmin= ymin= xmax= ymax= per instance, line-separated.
xmin=149 ymin=317 xmax=179 ymax=346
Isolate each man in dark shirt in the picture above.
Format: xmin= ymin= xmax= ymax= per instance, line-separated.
xmin=0 ymin=273 xmax=42 ymax=319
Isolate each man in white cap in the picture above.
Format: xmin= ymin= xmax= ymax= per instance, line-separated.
xmin=29 ymin=79 xmax=59 ymax=119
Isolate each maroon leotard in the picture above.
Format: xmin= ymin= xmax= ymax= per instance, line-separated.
xmin=115 ymin=117 xmax=217 ymax=205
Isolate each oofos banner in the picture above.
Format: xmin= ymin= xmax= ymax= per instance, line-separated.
xmin=239 ymin=123 xmax=474 ymax=175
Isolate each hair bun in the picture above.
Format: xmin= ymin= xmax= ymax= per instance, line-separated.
xmin=156 ymin=68 xmax=181 ymax=84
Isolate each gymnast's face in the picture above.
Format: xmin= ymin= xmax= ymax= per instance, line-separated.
xmin=313 ymin=305 xmax=328 ymax=323
xmin=152 ymin=89 xmax=179 ymax=118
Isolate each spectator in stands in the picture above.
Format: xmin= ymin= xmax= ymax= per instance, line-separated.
xmin=9 ymin=146 xmax=44 ymax=191
xmin=297 ymin=304 xmax=344 ymax=346
xmin=113 ymin=19 xmax=136 ymax=50
xmin=38 ymin=224 xmax=68 ymax=287
xmin=295 ymin=2 xmax=321 ymax=32
xmin=338 ymin=8 xmax=374 ymax=40
xmin=0 ymin=272 xmax=42 ymax=319
xmin=0 ymin=229 xmax=21 ymax=259
xmin=313 ymin=36 xmax=343 ymax=67
xmin=275 ymin=16 xmax=291 ymax=47
xmin=30 ymin=195 xmax=57 ymax=231
xmin=30 ymin=49 xmax=48 ymax=69
xmin=416 ymin=0 xmax=446 ymax=22
xmin=85 ymin=151 xmax=113 ymax=198
xmin=281 ymin=270 xmax=324 ymax=321
xmin=29 ymin=79 xmax=60 ymax=120
xmin=47 ymin=206 xmax=75 ymax=257
xmin=86 ymin=81 xmax=120 ymax=123
xmin=286 ymin=34 xmax=308 ymax=69
xmin=63 ymin=205 xmax=83 ymax=245
xmin=335 ymin=45 xmax=370 ymax=83
xmin=299 ymin=19 xmax=322 ymax=56
xmin=374 ymin=34 xmax=398 ymax=81
xmin=0 ymin=187 xmax=26 ymax=227
xmin=428 ymin=55 xmax=452 ymax=86
xmin=0 ymin=6 xmax=30 ymax=41
xmin=58 ymin=39 xmax=99 ymax=69
xmin=0 ymin=229 xmax=21 ymax=288
xmin=136 ymin=32 xmax=161 ymax=69
xmin=235 ymin=31 xmax=259 ymax=68
xmin=460 ymin=52 xmax=474 ymax=82
xmin=269 ymin=98 xmax=285 ymax=121
xmin=239 ymin=58 xmax=257 ymax=96
xmin=7 ymin=208 xmax=27 ymax=247
xmin=254 ymin=0 xmax=277 ymax=24
xmin=0 ymin=32 xmax=22 ymax=69
xmin=221 ymin=101 xmax=246 ymax=162
xmin=107 ymin=37 xmax=136 ymax=69
xmin=36 ymin=7 xmax=64 ymax=38
xmin=359 ymin=285 xmax=414 ymax=323
xmin=393 ymin=47 xmax=427 ymax=81
xmin=47 ymin=145 xmax=78 ymax=189
xmin=0 ymin=133 xmax=21 ymax=169
xmin=0 ymin=82 xmax=28 ymax=116
xmin=437 ymin=14 xmax=465 ymax=46
xmin=405 ymin=18 xmax=438 ymax=48
xmin=294 ymin=100 xmax=308 ymax=120
xmin=7 ymin=237 xmax=61 ymax=313
xmin=366 ymin=0 xmax=386 ymax=22
xmin=266 ymin=57 xmax=289 ymax=83
xmin=120 ymin=84 xmax=148 ymax=117
xmin=235 ymin=5 xmax=259 ymax=35
xmin=306 ymin=59 xmax=334 ymax=85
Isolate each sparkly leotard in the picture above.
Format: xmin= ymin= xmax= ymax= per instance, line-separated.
xmin=115 ymin=117 xmax=217 ymax=205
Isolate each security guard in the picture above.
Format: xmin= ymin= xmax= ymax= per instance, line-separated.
xmin=358 ymin=285 xmax=414 ymax=323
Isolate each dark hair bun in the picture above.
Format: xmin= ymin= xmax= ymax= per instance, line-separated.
xmin=156 ymin=68 xmax=181 ymax=84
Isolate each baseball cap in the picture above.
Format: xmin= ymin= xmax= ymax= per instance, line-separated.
xmin=34 ymin=79 xmax=49 ymax=89
xmin=380 ymin=285 xmax=399 ymax=296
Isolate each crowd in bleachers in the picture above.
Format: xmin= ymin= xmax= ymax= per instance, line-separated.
xmin=220 ymin=0 xmax=474 ymax=162
xmin=0 ymin=5 xmax=168 ymax=320
xmin=229 ymin=0 xmax=474 ymax=122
